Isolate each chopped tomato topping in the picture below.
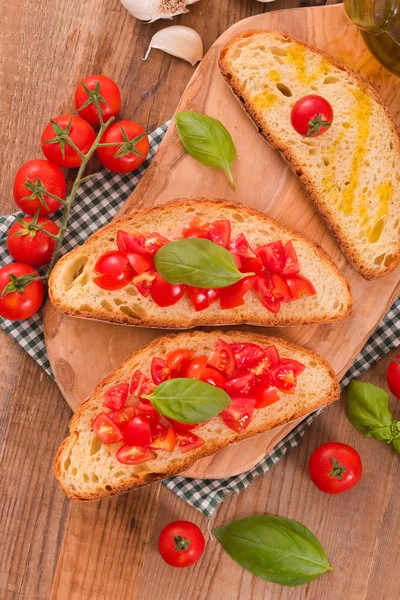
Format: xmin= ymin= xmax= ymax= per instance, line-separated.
xmin=256 ymin=241 xmax=286 ymax=273
xmin=149 ymin=426 xmax=176 ymax=452
xmin=136 ymin=398 xmax=158 ymax=415
xmin=207 ymin=220 xmax=231 ymax=248
xmin=229 ymin=343 xmax=266 ymax=370
xmin=168 ymin=419 xmax=198 ymax=434
xmin=95 ymin=251 xmax=128 ymax=276
xmin=208 ymin=339 xmax=236 ymax=376
xmin=282 ymin=241 xmax=300 ymax=275
xmin=119 ymin=415 xmax=152 ymax=446
xmin=224 ymin=372 xmax=256 ymax=396
xmin=185 ymin=355 xmax=226 ymax=388
xmin=127 ymin=252 xmax=154 ymax=274
xmin=230 ymin=234 xmax=263 ymax=274
xmin=220 ymin=398 xmax=256 ymax=433
xmin=103 ymin=383 xmax=129 ymax=411
xmin=253 ymin=275 xmax=287 ymax=314
xmin=251 ymin=345 xmax=280 ymax=381
xmin=166 ymin=348 xmax=194 ymax=374
xmin=132 ymin=268 xmax=157 ymax=297
xmin=109 ymin=406 xmax=135 ymax=425
xmin=268 ymin=363 xmax=298 ymax=394
xmin=93 ymin=263 xmax=135 ymax=291
xmin=150 ymin=273 xmax=185 ymax=307
xmin=116 ymin=445 xmax=156 ymax=465
xmin=220 ymin=275 xmax=256 ymax=310
xmin=254 ymin=383 xmax=280 ymax=409
xmin=130 ymin=370 xmax=156 ymax=397
xmin=92 ymin=413 xmax=123 ymax=444
xmin=186 ymin=286 xmax=220 ymax=312
xmin=117 ymin=231 xmax=147 ymax=255
xmin=151 ymin=357 xmax=172 ymax=384
xmin=145 ymin=232 xmax=169 ymax=255
xmin=178 ymin=432 xmax=205 ymax=454
xmin=285 ymin=274 xmax=316 ymax=300
xmin=280 ymin=358 xmax=306 ymax=376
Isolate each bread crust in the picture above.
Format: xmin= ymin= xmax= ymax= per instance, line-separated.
xmin=219 ymin=29 xmax=400 ymax=280
xmin=54 ymin=330 xmax=339 ymax=501
xmin=49 ymin=198 xmax=352 ymax=327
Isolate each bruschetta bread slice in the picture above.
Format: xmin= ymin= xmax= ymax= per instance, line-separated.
xmin=54 ymin=330 xmax=339 ymax=500
xmin=219 ymin=30 xmax=400 ymax=279
xmin=49 ymin=198 xmax=351 ymax=328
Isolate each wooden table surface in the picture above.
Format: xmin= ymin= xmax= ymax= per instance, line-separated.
xmin=1 ymin=1 xmax=399 ymax=599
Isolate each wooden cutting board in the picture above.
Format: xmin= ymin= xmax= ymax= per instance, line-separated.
xmin=43 ymin=3 xmax=400 ymax=479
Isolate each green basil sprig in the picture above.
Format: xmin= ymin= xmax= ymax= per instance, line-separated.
xmin=347 ymin=380 xmax=400 ymax=453
xmin=154 ymin=238 xmax=251 ymax=288
xmin=143 ymin=378 xmax=231 ymax=424
xmin=175 ymin=111 xmax=237 ymax=188
xmin=214 ymin=515 xmax=332 ymax=587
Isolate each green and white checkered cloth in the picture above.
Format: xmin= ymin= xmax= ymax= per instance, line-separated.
xmin=1 ymin=121 xmax=399 ymax=516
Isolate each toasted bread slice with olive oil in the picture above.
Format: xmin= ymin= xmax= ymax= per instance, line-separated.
xmin=49 ymin=198 xmax=351 ymax=327
xmin=219 ymin=30 xmax=400 ymax=279
xmin=54 ymin=330 xmax=339 ymax=500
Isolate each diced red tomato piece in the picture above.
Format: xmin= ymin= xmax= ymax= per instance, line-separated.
xmin=95 ymin=251 xmax=128 ymax=276
xmin=119 ymin=415 xmax=152 ymax=446
xmin=268 ymin=363 xmax=298 ymax=394
xmin=117 ymin=231 xmax=147 ymax=255
xmin=149 ymin=426 xmax=176 ymax=452
xmin=93 ymin=263 xmax=135 ymax=291
xmin=178 ymin=432 xmax=205 ymax=454
xmin=168 ymin=419 xmax=198 ymax=434
xmin=282 ymin=241 xmax=300 ymax=275
xmin=109 ymin=406 xmax=136 ymax=425
xmin=270 ymin=274 xmax=291 ymax=302
xmin=253 ymin=275 xmax=284 ymax=314
xmin=92 ymin=413 xmax=123 ymax=444
xmin=103 ymin=383 xmax=129 ymax=411
xmin=285 ymin=274 xmax=316 ymax=300
xmin=186 ymin=287 xmax=220 ymax=312
xmin=166 ymin=348 xmax=194 ymax=374
xmin=130 ymin=370 xmax=146 ymax=396
xmin=224 ymin=372 xmax=256 ymax=397
xmin=220 ymin=398 xmax=256 ymax=433
xmin=182 ymin=218 xmax=211 ymax=240
xmin=254 ymin=383 xmax=280 ymax=409
xmin=150 ymin=273 xmax=185 ymax=307
xmin=208 ymin=339 xmax=236 ymax=376
xmin=251 ymin=345 xmax=280 ymax=381
xmin=229 ymin=343 xmax=266 ymax=370
xmin=185 ymin=356 xmax=226 ymax=388
xmin=136 ymin=398 xmax=158 ymax=415
xmin=145 ymin=232 xmax=169 ymax=255
xmin=151 ymin=357 xmax=172 ymax=384
xmin=127 ymin=252 xmax=154 ymax=274
xmin=280 ymin=358 xmax=306 ymax=376
xmin=256 ymin=241 xmax=286 ymax=273
xmin=207 ymin=220 xmax=231 ymax=248
xmin=132 ymin=268 xmax=157 ymax=297
xmin=220 ymin=275 xmax=256 ymax=310
xmin=230 ymin=234 xmax=264 ymax=274
xmin=116 ymin=445 xmax=156 ymax=465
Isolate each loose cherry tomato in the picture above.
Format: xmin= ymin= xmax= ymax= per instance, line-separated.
xmin=144 ymin=232 xmax=169 ymax=254
xmin=0 ymin=263 xmax=44 ymax=320
xmin=282 ymin=241 xmax=300 ymax=275
xmin=7 ymin=216 xmax=59 ymax=267
xmin=95 ymin=251 xmax=128 ymax=276
xmin=93 ymin=262 xmax=135 ymax=290
xmin=285 ymin=274 xmax=316 ymax=300
xmin=207 ymin=220 xmax=231 ymax=248
xmin=166 ymin=348 xmax=194 ymax=374
xmin=13 ymin=159 xmax=66 ymax=216
xmin=291 ymin=95 xmax=333 ymax=138
xmin=208 ymin=339 xmax=236 ymax=376
xmin=150 ymin=273 xmax=184 ymax=307
xmin=116 ymin=445 xmax=155 ymax=465
xmin=133 ymin=269 xmax=157 ymax=297
xmin=225 ymin=373 xmax=256 ymax=397
xmin=230 ymin=234 xmax=263 ymax=274
xmin=119 ymin=415 xmax=152 ymax=446
xmin=178 ymin=432 xmax=205 ymax=454
xmin=387 ymin=356 xmax=400 ymax=399
xmin=97 ymin=120 xmax=149 ymax=174
xmin=229 ymin=343 xmax=265 ymax=369
xmin=256 ymin=241 xmax=286 ymax=273
xmin=41 ymin=114 xmax=96 ymax=168
xmin=92 ymin=413 xmax=123 ymax=444
xmin=185 ymin=356 xmax=225 ymax=388
xmin=254 ymin=383 xmax=280 ymax=409
xmin=220 ymin=275 xmax=256 ymax=309
xmin=151 ymin=357 xmax=172 ymax=384
xmin=186 ymin=286 xmax=220 ymax=312
xmin=102 ymin=383 xmax=129 ymax=411
xmin=220 ymin=398 xmax=256 ymax=433
xmin=308 ymin=442 xmax=362 ymax=494
xmin=268 ymin=362 xmax=299 ymax=394
xmin=109 ymin=406 xmax=135 ymax=425
xmin=149 ymin=426 xmax=176 ymax=452
xmin=158 ymin=521 xmax=205 ymax=568
xmin=74 ymin=75 xmax=121 ymax=125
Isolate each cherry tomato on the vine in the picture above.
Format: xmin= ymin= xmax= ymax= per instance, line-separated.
xmin=97 ymin=120 xmax=149 ymax=174
xmin=308 ymin=442 xmax=362 ymax=494
xmin=0 ymin=263 xmax=44 ymax=320
xmin=386 ymin=355 xmax=400 ymax=399
xmin=291 ymin=95 xmax=333 ymax=138
xmin=7 ymin=216 xmax=59 ymax=267
xmin=158 ymin=521 xmax=205 ymax=568
xmin=41 ymin=114 xmax=96 ymax=168
xmin=13 ymin=159 xmax=66 ymax=216
xmin=74 ymin=75 xmax=122 ymax=125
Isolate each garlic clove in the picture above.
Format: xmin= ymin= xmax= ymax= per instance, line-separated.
xmin=143 ymin=26 xmax=204 ymax=66
xmin=120 ymin=0 xmax=200 ymax=23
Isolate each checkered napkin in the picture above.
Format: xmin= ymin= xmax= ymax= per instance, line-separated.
xmin=1 ymin=121 xmax=399 ymax=516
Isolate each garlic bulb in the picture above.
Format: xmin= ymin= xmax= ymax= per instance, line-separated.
xmin=120 ymin=0 xmax=200 ymax=23
xmin=144 ymin=26 xmax=203 ymax=66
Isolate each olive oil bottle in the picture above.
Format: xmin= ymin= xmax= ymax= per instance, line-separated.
xmin=344 ymin=0 xmax=400 ymax=76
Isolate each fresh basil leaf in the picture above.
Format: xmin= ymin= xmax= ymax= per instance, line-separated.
xmin=175 ymin=111 xmax=236 ymax=188
xmin=347 ymin=380 xmax=394 ymax=442
xmin=144 ymin=378 xmax=231 ymax=424
xmin=214 ymin=515 xmax=332 ymax=587
xmin=154 ymin=238 xmax=250 ymax=288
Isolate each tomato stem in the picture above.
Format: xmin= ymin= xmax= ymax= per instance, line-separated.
xmin=328 ymin=456 xmax=347 ymax=479
xmin=306 ymin=114 xmax=331 ymax=138
xmin=173 ymin=535 xmax=190 ymax=552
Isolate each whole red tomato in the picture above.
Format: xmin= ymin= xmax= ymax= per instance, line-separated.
xmin=74 ymin=75 xmax=122 ymax=125
xmin=97 ymin=120 xmax=149 ymax=173
xmin=387 ymin=355 xmax=400 ymax=399
xmin=158 ymin=521 xmax=205 ymax=568
xmin=13 ymin=159 xmax=66 ymax=216
xmin=41 ymin=114 xmax=96 ymax=168
xmin=0 ymin=263 xmax=44 ymax=320
xmin=308 ymin=442 xmax=362 ymax=494
xmin=7 ymin=216 xmax=59 ymax=267
xmin=291 ymin=95 xmax=333 ymax=138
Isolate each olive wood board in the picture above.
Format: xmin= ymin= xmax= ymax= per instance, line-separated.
xmin=44 ymin=4 xmax=400 ymax=480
